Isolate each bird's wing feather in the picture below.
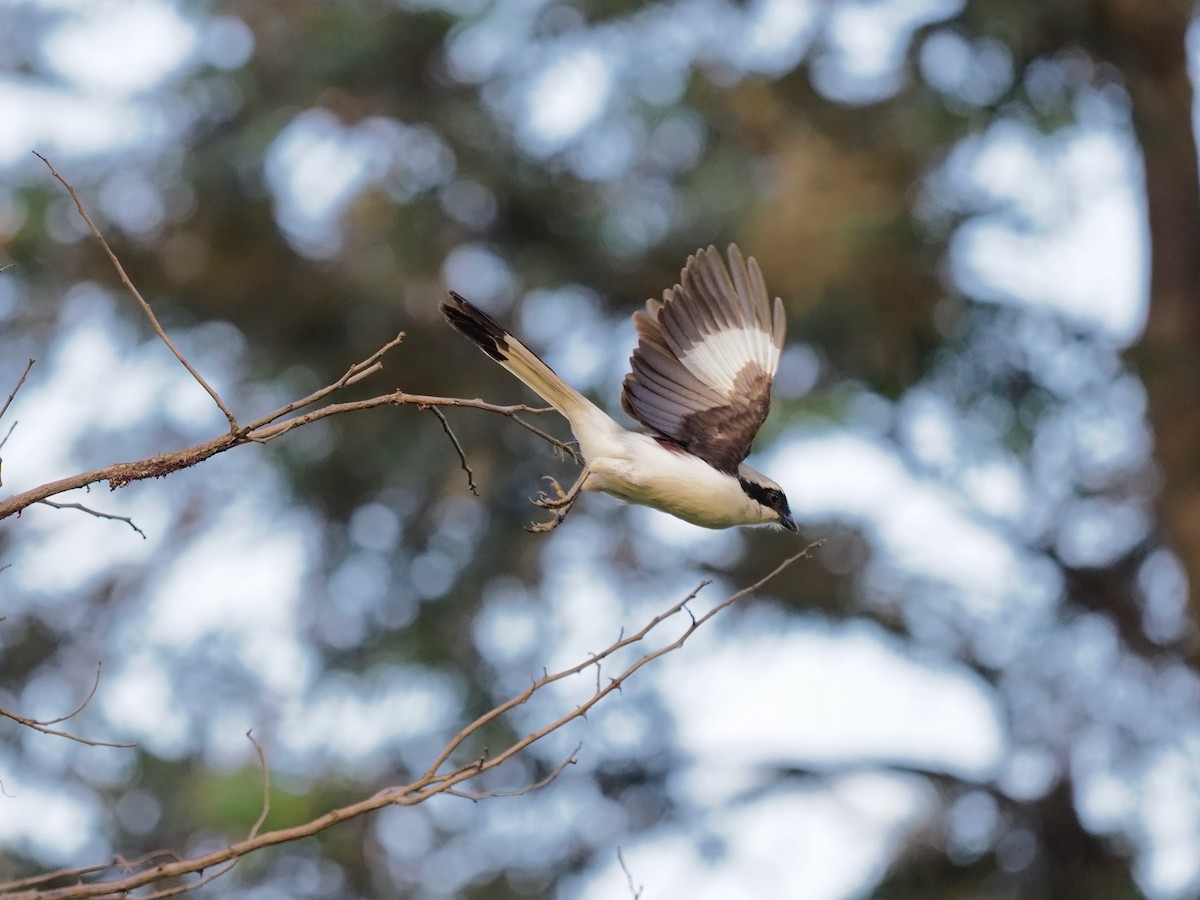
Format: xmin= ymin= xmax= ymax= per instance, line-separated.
xmin=620 ymin=244 xmax=786 ymax=473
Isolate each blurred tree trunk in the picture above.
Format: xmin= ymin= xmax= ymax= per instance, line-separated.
xmin=1096 ymin=0 xmax=1200 ymax=636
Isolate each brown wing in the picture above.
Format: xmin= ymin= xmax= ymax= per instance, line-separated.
xmin=621 ymin=244 xmax=786 ymax=473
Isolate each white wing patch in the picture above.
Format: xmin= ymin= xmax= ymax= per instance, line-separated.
xmin=679 ymin=327 xmax=781 ymax=395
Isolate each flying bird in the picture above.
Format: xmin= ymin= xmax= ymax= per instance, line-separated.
xmin=441 ymin=244 xmax=795 ymax=533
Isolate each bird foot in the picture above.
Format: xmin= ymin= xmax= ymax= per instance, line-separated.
xmin=526 ymin=507 xmax=571 ymax=533
xmin=532 ymin=476 xmax=572 ymax=509
xmin=526 ymin=467 xmax=591 ymax=534
xmin=527 ymin=476 xmax=581 ymax=532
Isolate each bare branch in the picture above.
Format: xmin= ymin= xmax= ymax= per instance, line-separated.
xmin=37 ymin=500 xmax=146 ymax=539
xmin=618 ymin=848 xmax=644 ymax=900
xmin=246 ymin=390 xmax=554 ymax=443
xmin=245 ymin=332 xmax=406 ymax=434
xmin=0 ymin=359 xmax=34 ymax=485
xmin=117 ymin=732 xmax=274 ymax=898
xmin=0 ymin=662 xmax=134 ymax=749
xmin=0 ymin=864 xmax=115 ymax=895
xmin=0 ymin=430 xmax=244 ymax=519
xmin=427 ymin=406 xmax=479 ymax=496
xmin=445 ymin=745 xmax=580 ymax=801
xmin=0 ymin=332 xmax=409 ymax=519
xmin=33 ymin=153 xmax=238 ymax=432
xmin=510 ymin=414 xmax=583 ymax=464
xmin=0 ymin=420 xmax=17 ymax=453
xmin=0 ymin=216 xmax=569 ymax=523
xmin=0 ymin=365 xmax=562 ymax=522
xmin=246 ymin=731 xmax=271 ymax=841
xmin=422 ymin=573 xmax=713 ymax=780
xmin=40 ymin=662 xmax=104 ymax=726
xmin=131 ymin=862 xmax=238 ymax=900
xmin=0 ymin=840 xmax=179 ymax=892
xmin=0 ymin=551 xmax=816 ymax=900
xmin=0 ymin=358 xmax=34 ymax=423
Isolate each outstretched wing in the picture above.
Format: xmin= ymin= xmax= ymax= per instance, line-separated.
xmin=621 ymin=244 xmax=786 ymax=473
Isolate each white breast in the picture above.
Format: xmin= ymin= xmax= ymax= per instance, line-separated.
xmin=583 ymin=433 xmax=774 ymax=529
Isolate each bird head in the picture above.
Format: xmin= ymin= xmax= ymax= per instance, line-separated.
xmin=736 ymin=465 xmax=796 ymax=531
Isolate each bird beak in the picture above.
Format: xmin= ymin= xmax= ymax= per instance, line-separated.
xmin=779 ymin=513 xmax=797 ymax=532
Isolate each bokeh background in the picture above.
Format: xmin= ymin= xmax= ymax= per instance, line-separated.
xmin=3 ymin=0 xmax=1200 ymax=897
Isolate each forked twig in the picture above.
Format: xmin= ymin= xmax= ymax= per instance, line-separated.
xmin=618 ymin=848 xmax=644 ymax=900
xmin=0 ymin=362 xmax=564 ymax=522
xmin=0 ymin=863 xmax=116 ymax=895
xmin=37 ymin=500 xmax=146 ymax=539
xmin=0 ymin=359 xmax=34 ymax=482
xmin=4 ymin=158 xmax=579 ymax=522
xmin=0 ymin=358 xmax=34 ymax=423
xmin=445 ymin=745 xmax=580 ymax=800
xmin=427 ymin=406 xmax=479 ymax=496
xmin=244 ymin=332 xmax=407 ymax=437
xmin=511 ymin=414 xmax=582 ymax=463
xmin=0 ymin=550 xmax=817 ymax=899
xmin=33 ymin=153 xmax=238 ymax=431
xmin=0 ymin=662 xmax=134 ymax=749
xmin=246 ymin=731 xmax=271 ymax=841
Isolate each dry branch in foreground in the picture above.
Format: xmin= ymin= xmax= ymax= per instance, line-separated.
xmin=0 ymin=547 xmax=819 ymax=899
xmin=0 ymin=156 xmax=575 ymax=524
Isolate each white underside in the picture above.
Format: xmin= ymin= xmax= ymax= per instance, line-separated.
xmin=573 ymin=417 xmax=777 ymax=529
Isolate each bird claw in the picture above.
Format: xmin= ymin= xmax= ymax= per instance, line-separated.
xmin=532 ymin=476 xmax=572 ymax=509
xmin=525 ymin=511 xmax=568 ymax=533
xmin=526 ymin=466 xmax=591 ymax=534
xmin=528 ymin=476 xmax=578 ymax=531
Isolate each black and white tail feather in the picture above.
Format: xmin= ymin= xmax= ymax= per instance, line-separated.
xmin=441 ymin=245 xmax=795 ymax=532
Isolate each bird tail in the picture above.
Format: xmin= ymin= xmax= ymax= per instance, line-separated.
xmin=441 ymin=292 xmax=610 ymax=432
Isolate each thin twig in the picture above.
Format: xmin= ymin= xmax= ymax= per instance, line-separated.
xmin=122 ymin=732 xmax=277 ymax=899
xmin=246 ymin=731 xmax=271 ymax=840
xmin=427 ymin=406 xmax=479 ymax=496
xmin=0 ymin=420 xmax=17 ymax=452
xmin=0 ymin=358 xmax=34 ymax=423
xmin=245 ymin=332 xmax=406 ymax=433
xmin=38 ymin=500 xmax=146 ymax=539
xmin=0 ymin=358 xmax=32 ymax=481
xmin=41 ymin=662 xmax=105 ymax=726
xmin=0 ymin=383 xmax=563 ymax=521
xmin=33 ymin=153 xmax=238 ymax=431
xmin=247 ymin=391 xmax=554 ymax=443
xmin=0 ymin=661 xmax=134 ymax=749
xmin=0 ymin=227 xmax=568 ymax=524
xmin=510 ymin=414 xmax=583 ymax=463
xmin=618 ymin=848 xmax=644 ymax=900
xmin=132 ymin=862 xmax=237 ymax=900
xmin=0 ymin=551 xmax=816 ymax=900
xmin=445 ymin=745 xmax=579 ymax=801
xmin=0 ymin=863 xmax=115 ymax=894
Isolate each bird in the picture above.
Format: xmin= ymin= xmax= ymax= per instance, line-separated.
xmin=440 ymin=244 xmax=795 ymax=533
